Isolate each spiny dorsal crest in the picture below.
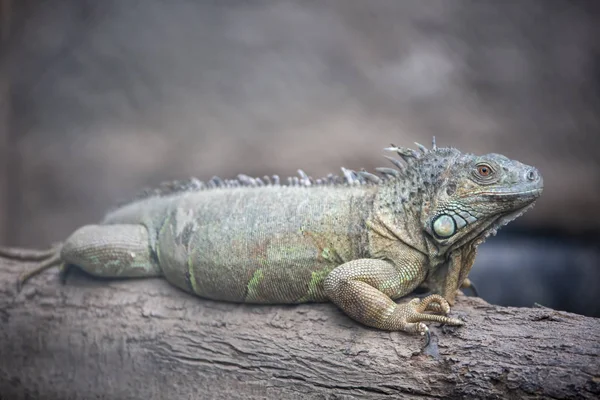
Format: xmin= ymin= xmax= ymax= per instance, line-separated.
xmin=122 ymin=137 xmax=453 ymax=205
xmin=383 ymin=136 xmax=459 ymax=187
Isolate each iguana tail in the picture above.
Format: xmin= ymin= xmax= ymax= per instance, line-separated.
xmin=0 ymin=245 xmax=63 ymax=291
xmin=0 ymin=246 xmax=59 ymax=260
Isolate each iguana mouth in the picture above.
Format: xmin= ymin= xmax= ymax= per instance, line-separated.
xmin=478 ymin=188 xmax=543 ymax=198
xmin=457 ymin=188 xmax=543 ymax=202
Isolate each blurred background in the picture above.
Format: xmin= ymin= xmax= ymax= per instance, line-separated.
xmin=0 ymin=1 xmax=598 ymax=316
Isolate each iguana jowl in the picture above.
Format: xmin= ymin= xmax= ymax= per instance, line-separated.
xmin=2 ymin=139 xmax=543 ymax=338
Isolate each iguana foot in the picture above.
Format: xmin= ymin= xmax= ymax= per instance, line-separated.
xmin=390 ymin=294 xmax=463 ymax=341
xmin=59 ymin=263 xmax=72 ymax=285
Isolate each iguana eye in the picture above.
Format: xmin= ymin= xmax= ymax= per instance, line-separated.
xmin=477 ymin=164 xmax=492 ymax=177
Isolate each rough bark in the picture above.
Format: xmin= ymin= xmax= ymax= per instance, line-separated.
xmin=0 ymin=256 xmax=598 ymax=400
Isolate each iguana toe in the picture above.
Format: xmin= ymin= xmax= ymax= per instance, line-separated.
xmin=388 ymin=294 xmax=463 ymax=336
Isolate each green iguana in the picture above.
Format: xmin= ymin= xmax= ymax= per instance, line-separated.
xmin=1 ymin=139 xmax=543 ymax=341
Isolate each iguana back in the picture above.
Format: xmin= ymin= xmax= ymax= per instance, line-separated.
xmin=104 ymin=185 xmax=374 ymax=303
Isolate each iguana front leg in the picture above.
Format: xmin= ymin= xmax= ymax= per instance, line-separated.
xmin=323 ymin=259 xmax=463 ymax=336
xmin=443 ymin=245 xmax=478 ymax=305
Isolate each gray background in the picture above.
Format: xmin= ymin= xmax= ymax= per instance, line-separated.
xmin=1 ymin=0 xmax=598 ymax=316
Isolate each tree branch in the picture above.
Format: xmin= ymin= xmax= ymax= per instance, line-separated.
xmin=0 ymin=255 xmax=598 ymax=399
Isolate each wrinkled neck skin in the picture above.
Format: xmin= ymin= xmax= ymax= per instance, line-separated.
xmin=369 ymin=174 xmax=430 ymax=261
xmin=371 ymin=179 xmax=452 ymax=274
xmin=422 ymin=199 xmax=538 ymax=294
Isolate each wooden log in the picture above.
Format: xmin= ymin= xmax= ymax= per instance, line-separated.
xmin=0 ymin=254 xmax=598 ymax=399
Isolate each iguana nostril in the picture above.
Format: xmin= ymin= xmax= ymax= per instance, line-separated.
xmin=526 ymin=169 xmax=537 ymax=181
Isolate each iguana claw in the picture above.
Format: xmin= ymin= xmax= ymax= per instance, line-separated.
xmin=423 ymin=328 xmax=431 ymax=347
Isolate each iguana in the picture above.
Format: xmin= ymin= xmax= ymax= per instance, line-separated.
xmin=1 ymin=139 xmax=543 ymax=341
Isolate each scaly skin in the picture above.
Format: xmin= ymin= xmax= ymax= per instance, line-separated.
xmin=1 ymin=139 xmax=543 ymax=338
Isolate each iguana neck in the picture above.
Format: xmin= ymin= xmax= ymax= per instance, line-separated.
xmin=370 ymin=178 xmax=429 ymax=256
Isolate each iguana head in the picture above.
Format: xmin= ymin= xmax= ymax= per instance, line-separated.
xmin=421 ymin=149 xmax=543 ymax=254
xmin=381 ymin=139 xmax=543 ymax=257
